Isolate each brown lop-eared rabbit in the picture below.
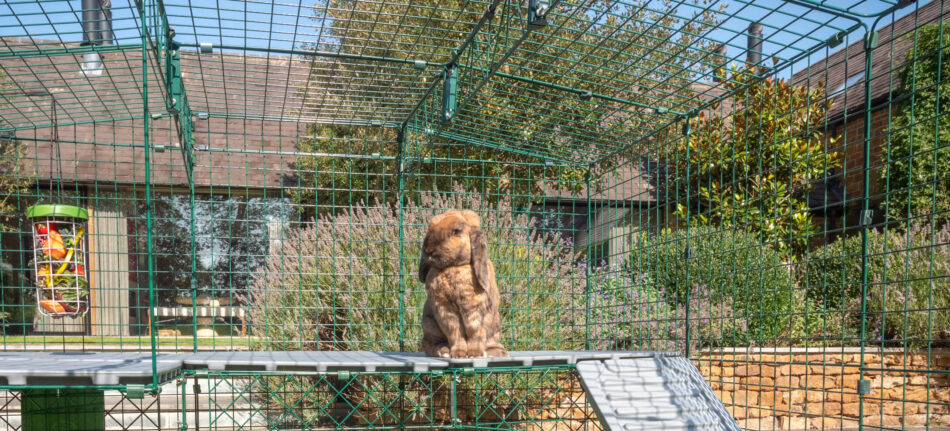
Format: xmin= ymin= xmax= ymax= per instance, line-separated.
xmin=418 ymin=210 xmax=508 ymax=358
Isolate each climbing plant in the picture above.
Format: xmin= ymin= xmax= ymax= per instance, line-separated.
xmin=881 ymin=23 xmax=950 ymax=228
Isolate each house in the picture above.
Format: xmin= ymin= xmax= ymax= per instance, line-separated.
xmin=791 ymin=0 xmax=950 ymax=231
xmin=535 ymin=158 xmax=665 ymax=268
xmin=562 ymin=0 xmax=950 ymax=261
xmin=1 ymin=40 xmax=304 ymax=335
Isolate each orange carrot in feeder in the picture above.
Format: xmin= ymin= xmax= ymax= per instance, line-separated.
xmin=39 ymin=300 xmax=66 ymax=314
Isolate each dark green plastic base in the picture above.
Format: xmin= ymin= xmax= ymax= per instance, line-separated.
xmin=21 ymin=389 xmax=104 ymax=431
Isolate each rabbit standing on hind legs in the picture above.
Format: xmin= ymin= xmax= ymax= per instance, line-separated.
xmin=418 ymin=210 xmax=508 ymax=358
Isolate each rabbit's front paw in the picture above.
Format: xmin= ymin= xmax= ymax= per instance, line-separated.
xmin=466 ymin=341 xmax=486 ymax=358
xmin=436 ymin=344 xmax=451 ymax=358
xmin=450 ymin=341 xmax=469 ymax=358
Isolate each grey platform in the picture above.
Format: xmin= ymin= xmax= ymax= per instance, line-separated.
xmin=179 ymin=351 xmax=451 ymax=373
xmin=177 ymin=350 xmax=661 ymax=373
xmin=576 ymin=355 xmax=740 ymax=431
xmin=0 ymin=352 xmax=183 ymax=386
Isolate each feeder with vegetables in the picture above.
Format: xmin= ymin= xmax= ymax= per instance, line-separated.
xmin=27 ymin=204 xmax=90 ymax=317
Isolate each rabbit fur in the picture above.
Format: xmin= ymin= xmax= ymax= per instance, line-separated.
xmin=418 ymin=209 xmax=508 ymax=358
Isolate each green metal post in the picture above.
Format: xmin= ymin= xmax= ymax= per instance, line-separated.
xmin=141 ymin=0 xmax=159 ymax=390
xmin=397 ymin=127 xmax=408 ymax=351
xmin=682 ymin=119 xmax=692 ymax=358
xmin=180 ymin=378 xmax=188 ymax=431
xmin=584 ymin=167 xmax=592 ymax=351
xmin=189 ymin=164 xmax=198 ymax=350
xmin=857 ymin=28 xmax=878 ymax=430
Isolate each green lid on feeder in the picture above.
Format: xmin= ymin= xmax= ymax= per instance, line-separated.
xmin=26 ymin=204 xmax=89 ymax=220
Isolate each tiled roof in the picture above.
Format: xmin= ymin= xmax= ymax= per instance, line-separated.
xmin=791 ymin=0 xmax=950 ymax=120
xmin=1 ymin=39 xmax=306 ymax=188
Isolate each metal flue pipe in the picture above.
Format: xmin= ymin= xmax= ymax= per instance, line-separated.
xmin=80 ymin=0 xmax=112 ymax=75
xmin=747 ymin=22 xmax=763 ymax=67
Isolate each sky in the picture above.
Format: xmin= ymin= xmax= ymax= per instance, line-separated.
xmin=0 ymin=0 xmax=922 ymax=89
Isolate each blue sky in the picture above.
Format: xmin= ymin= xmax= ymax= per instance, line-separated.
xmin=0 ymin=0 xmax=920 ymax=82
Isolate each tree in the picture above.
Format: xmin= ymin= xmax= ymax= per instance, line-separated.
xmin=881 ymin=23 xmax=950 ymax=227
xmin=0 ymin=69 xmax=35 ymax=331
xmin=669 ymin=67 xmax=841 ymax=255
xmin=288 ymin=1 xmax=725 ymax=219
xmin=0 ymin=69 xmax=31 ymax=231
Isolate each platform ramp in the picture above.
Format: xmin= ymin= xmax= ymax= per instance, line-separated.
xmin=576 ymin=355 xmax=740 ymax=431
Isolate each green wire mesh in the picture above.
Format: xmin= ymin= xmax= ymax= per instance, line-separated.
xmin=0 ymin=0 xmax=949 ymax=430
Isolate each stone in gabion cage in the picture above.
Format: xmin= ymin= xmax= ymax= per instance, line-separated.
xmin=26 ymin=205 xmax=90 ymax=317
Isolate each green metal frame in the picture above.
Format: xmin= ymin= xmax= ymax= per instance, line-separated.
xmin=1 ymin=0 xmax=949 ymax=430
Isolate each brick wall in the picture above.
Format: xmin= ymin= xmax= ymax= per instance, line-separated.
xmin=830 ymin=107 xmax=891 ymax=204
xmin=696 ymin=348 xmax=950 ymax=430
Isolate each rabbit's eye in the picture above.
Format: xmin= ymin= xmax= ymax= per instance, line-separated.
xmin=453 ymin=227 xmax=462 ymax=235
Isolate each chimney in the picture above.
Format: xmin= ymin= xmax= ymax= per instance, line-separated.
xmin=99 ymin=0 xmax=113 ymax=46
xmin=713 ymin=43 xmax=728 ymax=82
xmin=81 ymin=0 xmax=112 ymax=76
xmin=746 ymin=22 xmax=763 ymax=68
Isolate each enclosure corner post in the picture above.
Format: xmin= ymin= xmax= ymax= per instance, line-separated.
xmin=681 ymin=118 xmax=692 ymax=358
xmin=396 ymin=125 xmax=408 ymax=351
xmin=857 ymin=26 xmax=879 ymax=430
xmin=140 ymin=0 xmax=159 ymax=390
xmin=188 ymin=155 xmax=198 ymax=352
xmin=584 ymin=166 xmax=592 ymax=351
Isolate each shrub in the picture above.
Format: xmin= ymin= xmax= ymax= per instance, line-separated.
xmin=587 ymin=261 xmax=752 ymax=351
xmin=803 ymin=219 xmax=950 ymax=346
xmin=247 ymin=184 xmax=585 ymax=352
xmin=864 ymin=221 xmax=947 ymax=345
xmin=801 ymin=231 xmax=885 ymax=308
xmin=882 ymin=23 xmax=950 ymax=228
xmin=626 ymin=226 xmax=795 ymax=342
xmin=669 ymin=67 xmax=840 ymax=256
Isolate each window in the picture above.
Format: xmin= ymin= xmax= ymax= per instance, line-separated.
xmin=132 ymin=193 xmax=292 ymax=306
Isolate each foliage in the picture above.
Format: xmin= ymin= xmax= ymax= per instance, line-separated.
xmin=863 ymin=220 xmax=950 ymax=346
xmin=626 ymin=226 xmax=799 ymax=343
xmin=806 ymin=220 xmax=950 ymax=346
xmin=0 ymin=69 xmax=31 ymax=231
xmin=288 ymin=1 xmax=725 ymax=219
xmin=803 ymin=220 xmax=950 ymax=346
xmin=587 ymin=264 xmax=748 ymax=351
xmin=587 ymin=268 xmax=671 ymax=349
xmin=800 ymin=231 xmax=881 ymax=308
xmin=247 ymin=184 xmax=584 ymax=352
xmin=286 ymin=125 xmax=393 ymax=221
xmin=670 ymin=67 xmax=840 ymax=255
xmin=882 ymin=23 xmax=950 ymax=227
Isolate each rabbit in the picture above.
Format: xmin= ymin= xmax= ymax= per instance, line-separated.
xmin=418 ymin=209 xmax=508 ymax=358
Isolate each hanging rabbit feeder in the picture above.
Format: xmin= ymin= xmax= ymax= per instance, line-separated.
xmin=26 ymin=204 xmax=90 ymax=317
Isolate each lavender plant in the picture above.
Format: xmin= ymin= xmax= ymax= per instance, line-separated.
xmin=805 ymin=219 xmax=950 ymax=346
xmin=587 ymin=262 xmax=747 ymax=352
xmin=247 ymin=184 xmax=585 ymax=352
xmin=859 ymin=220 xmax=950 ymax=346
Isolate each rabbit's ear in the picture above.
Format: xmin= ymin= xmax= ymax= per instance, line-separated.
xmin=418 ymin=250 xmax=430 ymax=283
xmin=419 ymin=229 xmax=431 ymax=283
xmin=470 ymin=227 xmax=494 ymax=292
